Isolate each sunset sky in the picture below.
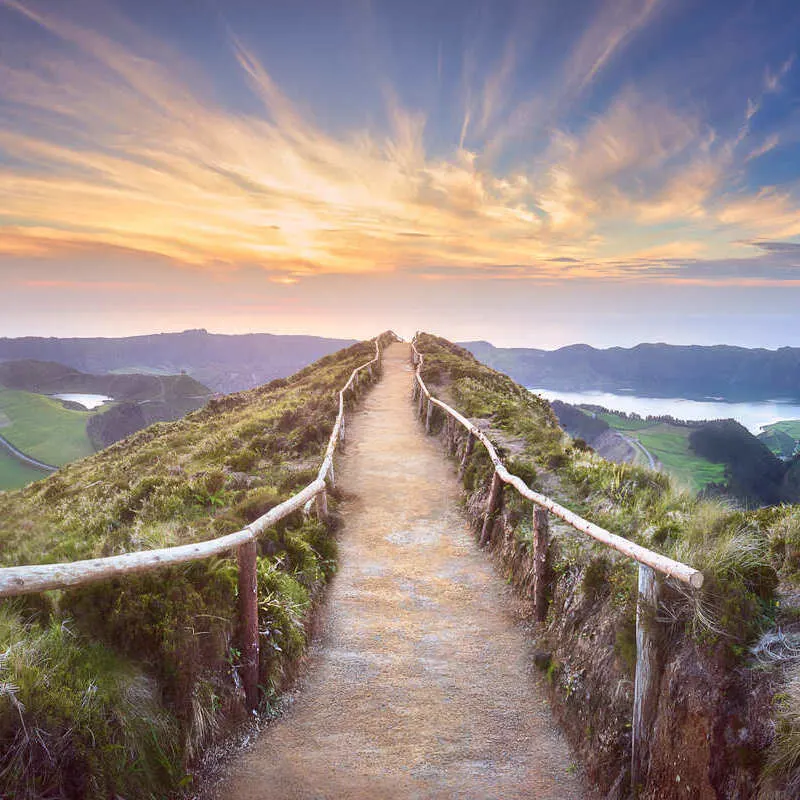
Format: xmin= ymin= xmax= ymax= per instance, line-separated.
xmin=1 ymin=0 xmax=799 ymax=347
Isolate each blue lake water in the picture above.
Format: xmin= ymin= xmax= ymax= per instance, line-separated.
xmin=52 ymin=393 xmax=112 ymax=410
xmin=530 ymin=389 xmax=800 ymax=435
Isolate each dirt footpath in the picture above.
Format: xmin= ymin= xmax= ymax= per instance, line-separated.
xmin=213 ymin=342 xmax=590 ymax=800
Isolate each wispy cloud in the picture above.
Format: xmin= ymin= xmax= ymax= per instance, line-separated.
xmin=0 ymin=0 xmax=798 ymax=290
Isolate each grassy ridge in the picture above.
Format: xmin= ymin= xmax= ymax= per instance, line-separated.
xmin=417 ymin=332 xmax=800 ymax=789
xmin=0 ymin=388 xmax=95 ymax=465
xmin=417 ymin=332 xmax=790 ymax=645
xmin=0 ymin=335 xmax=390 ymax=799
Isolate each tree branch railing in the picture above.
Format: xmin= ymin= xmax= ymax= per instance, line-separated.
xmin=0 ymin=336 xmax=387 ymax=709
xmin=410 ymin=336 xmax=703 ymax=792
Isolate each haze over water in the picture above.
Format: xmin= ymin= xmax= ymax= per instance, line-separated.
xmin=531 ymin=389 xmax=800 ymax=435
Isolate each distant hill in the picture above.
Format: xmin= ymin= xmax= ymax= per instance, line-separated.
xmin=461 ymin=341 xmax=800 ymax=401
xmin=0 ymin=329 xmax=357 ymax=393
xmin=0 ymin=360 xmax=209 ymax=403
xmin=689 ymin=419 xmax=800 ymax=505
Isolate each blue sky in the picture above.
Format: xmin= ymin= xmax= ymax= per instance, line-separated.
xmin=0 ymin=0 xmax=799 ymax=347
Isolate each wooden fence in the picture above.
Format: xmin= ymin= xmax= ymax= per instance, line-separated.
xmin=0 ymin=337 xmax=386 ymax=709
xmin=410 ymin=337 xmax=703 ymax=792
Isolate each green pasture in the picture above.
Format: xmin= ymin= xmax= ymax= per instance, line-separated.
xmin=592 ymin=411 xmax=725 ymax=493
xmin=0 ymin=387 xmax=96 ymax=466
xmin=0 ymin=450 xmax=48 ymax=491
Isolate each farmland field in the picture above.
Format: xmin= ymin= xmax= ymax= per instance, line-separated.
xmin=0 ymin=388 xmax=96 ymax=466
xmin=0 ymin=450 xmax=48 ymax=491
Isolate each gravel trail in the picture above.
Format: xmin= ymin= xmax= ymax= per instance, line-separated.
xmin=213 ymin=342 xmax=590 ymax=799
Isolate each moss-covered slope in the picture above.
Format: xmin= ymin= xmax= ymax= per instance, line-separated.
xmin=0 ymin=334 xmax=391 ymax=799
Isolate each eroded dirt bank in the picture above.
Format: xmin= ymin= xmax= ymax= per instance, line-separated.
xmin=212 ymin=342 xmax=589 ymax=799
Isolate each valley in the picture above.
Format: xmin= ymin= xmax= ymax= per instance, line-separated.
xmin=0 ymin=363 xmax=213 ymax=491
xmin=595 ymin=412 xmax=726 ymax=493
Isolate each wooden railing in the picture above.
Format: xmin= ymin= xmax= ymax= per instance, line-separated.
xmin=410 ymin=337 xmax=703 ymax=791
xmin=0 ymin=336 xmax=387 ymax=709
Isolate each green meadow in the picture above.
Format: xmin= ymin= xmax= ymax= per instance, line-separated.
xmin=597 ymin=412 xmax=725 ymax=493
xmin=0 ymin=388 xmax=96 ymax=466
xmin=0 ymin=450 xmax=48 ymax=491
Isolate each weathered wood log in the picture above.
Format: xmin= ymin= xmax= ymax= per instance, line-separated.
xmin=631 ymin=564 xmax=661 ymax=793
xmin=0 ymin=478 xmax=326 ymax=597
xmin=237 ymin=539 xmax=260 ymax=711
xmin=425 ymin=398 xmax=434 ymax=434
xmin=458 ymin=432 xmax=475 ymax=479
xmin=447 ymin=417 xmax=458 ymax=455
xmin=532 ymin=506 xmax=550 ymax=622
xmin=479 ymin=470 xmax=504 ymax=546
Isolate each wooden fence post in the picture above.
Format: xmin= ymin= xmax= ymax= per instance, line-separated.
xmin=418 ymin=389 xmax=425 ymax=418
xmin=237 ymin=540 xmax=259 ymax=711
xmin=425 ymin=399 xmax=434 ymax=434
xmin=631 ymin=564 xmax=661 ymax=794
xmin=315 ymin=488 xmax=328 ymax=520
xmin=533 ymin=506 xmax=550 ymax=622
xmin=459 ymin=432 xmax=475 ymax=479
xmin=479 ymin=470 xmax=504 ymax=546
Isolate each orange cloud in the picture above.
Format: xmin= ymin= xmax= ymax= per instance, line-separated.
xmin=0 ymin=0 xmax=798 ymax=288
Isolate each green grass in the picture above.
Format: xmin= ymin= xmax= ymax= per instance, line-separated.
xmin=596 ymin=411 xmax=652 ymax=431
xmin=0 ymin=334 xmax=392 ymax=798
xmin=0 ymin=450 xmax=48 ymax=491
xmin=595 ymin=411 xmax=725 ymax=493
xmin=0 ymin=387 xmax=96 ymax=465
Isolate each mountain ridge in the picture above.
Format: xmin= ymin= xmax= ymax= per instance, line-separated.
xmin=0 ymin=329 xmax=357 ymax=393
xmin=461 ymin=340 xmax=800 ymax=400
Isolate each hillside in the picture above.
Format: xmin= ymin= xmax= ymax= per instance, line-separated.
xmin=462 ymin=340 xmax=800 ymax=401
xmin=416 ymin=332 xmax=800 ymax=796
xmin=760 ymin=420 xmax=800 ymax=458
xmin=0 ymin=330 xmax=357 ymax=393
xmin=0 ymin=336 xmax=389 ymax=798
xmin=549 ymin=400 xmax=727 ymax=493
